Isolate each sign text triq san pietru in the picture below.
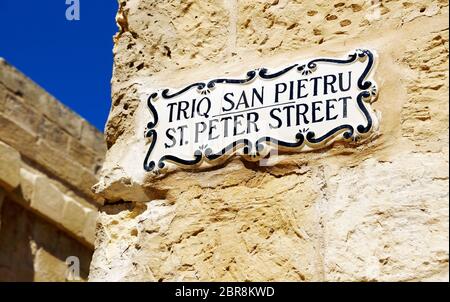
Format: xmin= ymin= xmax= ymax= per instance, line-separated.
xmin=165 ymin=72 xmax=352 ymax=146
xmin=143 ymin=49 xmax=379 ymax=173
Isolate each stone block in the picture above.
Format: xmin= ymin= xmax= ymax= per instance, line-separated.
xmin=2 ymin=93 xmax=42 ymax=135
xmin=0 ymin=60 xmax=83 ymax=139
xmin=68 ymin=137 xmax=97 ymax=171
xmin=19 ymin=167 xmax=38 ymax=204
xmin=61 ymin=196 xmax=87 ymax=238
xmin=83 ymin=209 xmax=98 ymax=245
xmin=30 ymin=176 xmax=65 ymax=225
xmin=38 ymin=117 xmax=69 ymax=151
xmin=0 ymin=140 xmax=21 ymax=191
xmin=0 ymin=112 xmax=37 ymax=159
xmin=33 ymin=248 xmax=67 ymax=282
xmin=42 ymin=95 xmax=83 ymax=139
xmin=76 ymin=168 xmax=99 ymax=199
xmin=0 ymin=60 xmax=29 ymax=96
xmin=80 ymin=121 xmax=106 ymax=154
xmin=0 ymin=61 xmax=47 ymax=111
xmin=35 ymin=140 xmax=97 ymax=199
xmin=0 ymin=83 xmax=6 ymax=113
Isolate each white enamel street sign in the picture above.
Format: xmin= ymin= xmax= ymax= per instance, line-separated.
xmin=143 ymin=49 xmax=379 ymax=174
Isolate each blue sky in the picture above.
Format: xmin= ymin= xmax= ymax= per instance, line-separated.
xmin=0 ymin=1 xmax=118 ymax=131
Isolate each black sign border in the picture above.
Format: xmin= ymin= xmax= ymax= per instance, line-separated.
xmin=144 ymin=49 xmax=377 ymax=173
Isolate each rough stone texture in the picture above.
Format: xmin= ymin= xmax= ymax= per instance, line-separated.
xmin=90 ymin=0 xmax=449 ymax=281
xmin=0 ymin=60 xmax=106 ymax=281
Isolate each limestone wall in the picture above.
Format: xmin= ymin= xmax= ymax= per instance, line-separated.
xmin=90 ymin=0 xmax=449 ymax=281
xmin=0 ymin=59 xmax=106 ymax=281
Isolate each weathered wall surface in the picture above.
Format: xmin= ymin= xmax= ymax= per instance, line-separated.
xmin=0 ymin=60 xmax=106 ymax=281
xmin=90 ymin=0 xmax=449 ymax=281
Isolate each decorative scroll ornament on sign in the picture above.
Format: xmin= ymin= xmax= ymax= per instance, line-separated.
xmin=143 ymin=49 xmax=379 ymax=174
